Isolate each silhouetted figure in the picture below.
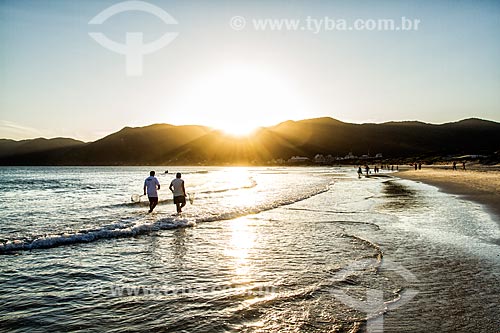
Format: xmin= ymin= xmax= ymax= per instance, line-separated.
xmin=144 ymin=171 xmax=160 ymax=213
xmin=391 ymin=165 xmax=394 ymax=171
xmin=414 ymin=163 xmax=418 ymax=170
xmin=418 ymin=163 xmax=422 ymax=170
xmin=365 ymin=165 xmax=370 ymax=176
xmin=396 ymin=165 xmax=399 ymax=171
xmin=169 ymin=172 xmax=186 ymax=214
xmin=357 ymin=167 xmax=362 ymax=178
xmin=453 ymin=161 xmax=457 ymax=171
xmin=462 ymin=162 xmax=466 ymax=171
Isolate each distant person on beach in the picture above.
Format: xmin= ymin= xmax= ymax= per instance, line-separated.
xmin=365 ymin=165 xmax=370 ymax=176
xmin=414 ymin=163 xmax=418 ymax=170
xmin=357 ymin=167 xmax=362 ymax=178
xmin=169 ymin=173 xmax=186 ymax=214
xmin=462 ymin=162 xmax=466 ymax=171
xmin=453 ymin=161 xmax=457 ymax=171
xmin=144 ymin=171 xmax=160 ymax=213
xmin=418 ymin=163 xmax=422 ymax=170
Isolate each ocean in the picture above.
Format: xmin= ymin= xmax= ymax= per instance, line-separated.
xmin=0 ymin=166 xmax=499 ymax=332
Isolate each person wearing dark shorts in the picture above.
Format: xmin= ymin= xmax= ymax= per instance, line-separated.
xmin=148 ymin=196 xmax=159 ymax=209
xmin=169 ymin=173 xmax=186 ymax=213
xmin=144 ymin=171 xmax=160 ymax=213
xmin=174 ymin=195 xmax=186 ymax=205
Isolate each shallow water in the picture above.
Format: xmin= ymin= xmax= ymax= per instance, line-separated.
xmin=0 ymin=167 xmax=499 ymax=332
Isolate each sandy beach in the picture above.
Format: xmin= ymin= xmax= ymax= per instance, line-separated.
xmin=396 ymin=166 xmax=500 ymax=223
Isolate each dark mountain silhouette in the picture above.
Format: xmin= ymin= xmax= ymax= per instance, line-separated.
xmin=0 ymin=138 xmax=84 ymax=158
xmin=0 ymin=117 xmax=499 ymax=165
xmin=59 ymin=124 xmax=211 ymax=165
xmin=0 ymin=124 xmax=210 ymax=165
xmin=256 ymin=117 xmax=500 ymax=159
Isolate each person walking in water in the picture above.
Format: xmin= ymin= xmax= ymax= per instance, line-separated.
xmin=169 ymin=173 xmax=186 ymax=214
xmin=144 ymin=171 xmax=160 ymax=213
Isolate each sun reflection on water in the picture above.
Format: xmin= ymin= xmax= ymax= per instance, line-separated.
xmin=222 ymin=168 xmax=259 ymax=207
xmin=225 ymin=217 xmax=256 ymax=282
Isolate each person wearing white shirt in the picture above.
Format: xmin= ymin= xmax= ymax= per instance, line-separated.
xmin=143 ymin=171 xmax=160 ymax=213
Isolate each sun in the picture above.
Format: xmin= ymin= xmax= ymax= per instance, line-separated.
xmin=173 ymin=64 xmax=306 ymax=136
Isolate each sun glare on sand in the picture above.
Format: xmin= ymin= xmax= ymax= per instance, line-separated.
xmin=175 ymin=65 xmax=306 ymax=136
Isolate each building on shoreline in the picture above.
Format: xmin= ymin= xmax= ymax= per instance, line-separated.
xmin=288 ymin=156 xmax=310 ymax=163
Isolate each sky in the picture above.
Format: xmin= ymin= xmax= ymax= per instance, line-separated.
xmin=1 ymin=0 xmax=499 ymax=141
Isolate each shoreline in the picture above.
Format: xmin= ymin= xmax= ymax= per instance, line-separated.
xmin=395 ymin=167 xmax=500 ymax=224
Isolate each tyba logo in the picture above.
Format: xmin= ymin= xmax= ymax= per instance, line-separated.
xmin=89 ymin=1 xmax=179 ymax=76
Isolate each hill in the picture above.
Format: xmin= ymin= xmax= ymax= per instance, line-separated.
xmin=0 ymin=118 xmax=499 ymax=165
xmin=0 ymin=124 xmax=210 ymax=165
xmin=0 ymin=138 xmax=85 ymax=158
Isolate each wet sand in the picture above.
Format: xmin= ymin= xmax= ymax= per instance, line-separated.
xmin=395 ymin=167 xmax=500 ymax=223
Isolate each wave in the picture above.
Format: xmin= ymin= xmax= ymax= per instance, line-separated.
xmin=0 ymin=218 xmax=195 ymax=254
xmin=285 ymin=207 xmax=361 ymax=214
xmin=0 ymin=178 xmax=66 ymax=191
xmin=0 ymin=184 xmax=330 ymax=254
xmin=201 ymin=177 xmax=257 ymax=194
xmin=194 ymin=183 xmax=331 ymax=223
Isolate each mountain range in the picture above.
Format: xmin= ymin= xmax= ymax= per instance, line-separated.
xmin=0 ymin=117 xmax=499 ymax=165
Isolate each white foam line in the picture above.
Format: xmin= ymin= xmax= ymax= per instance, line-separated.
xmin=1 ymin=183 xmax=330 ymax=254
xmin=0 ymin=219 xmax=195 ymax=254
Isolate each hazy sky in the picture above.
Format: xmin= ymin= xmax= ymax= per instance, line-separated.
xmin=1 ymin=0 xmax=499 ymax=140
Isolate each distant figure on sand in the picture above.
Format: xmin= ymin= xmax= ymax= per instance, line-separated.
xmin=144 ymin=171 xmax=160 ymax=213
xmin=418 ymin=163 xmax=422 ymax=170
xmin=357 ymin=167 xmax=362 ymax=178
xmin=462 ymin=162 xmax=466 ymax=171
xmin=453 ymin=161 xmax=457 ymax=171
xmin=169 ymin=173 xmax=186 ymax=214
xmin=365 ymin=165 xmax=370 ymax=176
